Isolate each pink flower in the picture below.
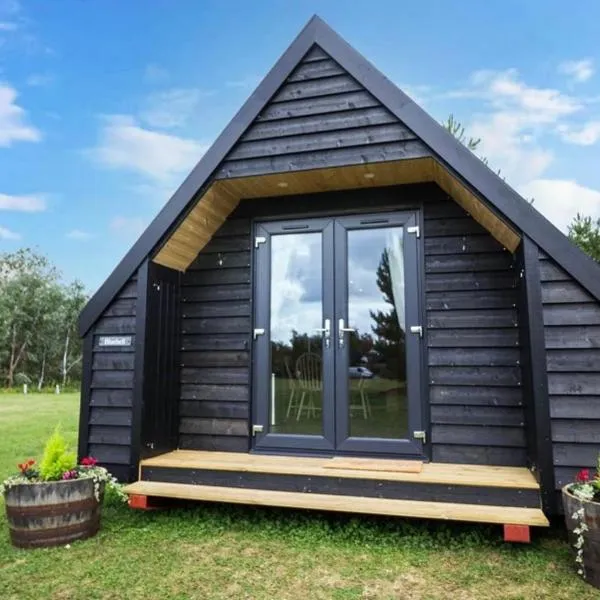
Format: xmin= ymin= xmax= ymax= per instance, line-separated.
xmin=62 ymin=470 xmax=78 ymax=480
xmin=576 ymin=469 xmax=591 ymax=483
xmin=80 ymin=456 xmax=98 ymax=467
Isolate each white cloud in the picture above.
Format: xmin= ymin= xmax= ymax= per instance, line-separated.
xmin=226 ymin=75 xmax=261 ymax=89
xmin=89 ymin=115 xmax=207 ymax=182
xmin=140 ymin=88 xmax=210 ymax=128
xmin=0 ymin=225 xmax=19 ymax=239
xmin=558 ymin=120 xmax=600 ymax=145
xmin=25 ymin=72 xmax=53 ymax=87
xmin=66 ymin=229 xmax=92 ymax=240
xmin=110 ymin=216 xmax=148 ymax=239
xmin=0 ymin=83 xmax=41 ymax=146
xmin=520 ymin=179 xmax=600 ymax=233
xmin=143 ymin=63 xmax=168 ymax=84
xmin=0 ymin=192 xmax=45 ymax=211
xmin=559 ymin=59 xmax=594 ymax=83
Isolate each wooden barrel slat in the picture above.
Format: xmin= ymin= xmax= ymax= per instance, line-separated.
xmin=4 ymin=478 xmax=104 ymax=549
xmin=563 ymin=487 xmax=600 ymax=589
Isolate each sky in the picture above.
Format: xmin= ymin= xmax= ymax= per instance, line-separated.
xmin=2 ymin=0 xmax=600 ymax=293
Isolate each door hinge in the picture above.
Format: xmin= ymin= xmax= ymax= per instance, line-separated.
xmin=409 ymin=325 xmax=423 ymax=338
xmin=253 ymin=328 xmax=265 ymax=340
xmin=254 ymin=235 xmax=266 ymax=248
xmin=407 ymin=225 xmax=420 ymax=238
xmin=413 ymin=430 xmax=426 ymax=444
xmin=252 ymin=424 xmax=264 ymax=436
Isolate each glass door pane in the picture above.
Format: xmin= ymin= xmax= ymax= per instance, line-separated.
xmin=346 ymin=227 xmax=408 ymax=439
xmin=269 ymin=232 xmax=324 ymax=436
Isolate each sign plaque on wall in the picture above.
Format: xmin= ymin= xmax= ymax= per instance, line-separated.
xmin=98 ymin=335 xmax=132 ymax=347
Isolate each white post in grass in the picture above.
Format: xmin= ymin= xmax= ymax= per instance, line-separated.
xmin=23 ymin=384 xmax=27 ymax=395
xmin=270 ymin=373 xmax=276 ymax=426
xmin=55 ymin=384 xmax=60 ymax=395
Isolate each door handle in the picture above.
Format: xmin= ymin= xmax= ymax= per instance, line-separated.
xmin=315 ymin=318 xmax=331 ymax=348
xmin=338 ymin=318 xmax=355 ymax=348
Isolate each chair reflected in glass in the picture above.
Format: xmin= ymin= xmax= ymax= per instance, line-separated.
xmin=291 ymin=352 xmax=322 ymax=421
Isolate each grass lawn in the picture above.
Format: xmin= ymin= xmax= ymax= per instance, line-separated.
xmin=0 ymin=393 xmax=599 ymax=599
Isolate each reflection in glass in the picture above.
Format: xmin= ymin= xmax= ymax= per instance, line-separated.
xmin=269 ymin=232 xmax=324 ymax=435
xmin=346 ymin=227 xmax=408 ymax=439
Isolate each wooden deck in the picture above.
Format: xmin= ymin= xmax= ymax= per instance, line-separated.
xmin=124 ymin=450 xmax=549 ymax=527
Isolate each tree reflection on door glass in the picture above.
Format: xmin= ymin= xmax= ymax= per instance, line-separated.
xmin=346 ymin=227 xmax=408 ymax=439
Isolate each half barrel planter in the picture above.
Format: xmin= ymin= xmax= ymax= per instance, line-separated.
xmin=4 ymin=478 xmax=105 ymax=548
xmin=563 ymin=486 xmax=600 ymax=589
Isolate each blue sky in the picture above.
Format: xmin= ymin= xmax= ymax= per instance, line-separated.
xmin=2 ymin=0 xmax=600 ymax=293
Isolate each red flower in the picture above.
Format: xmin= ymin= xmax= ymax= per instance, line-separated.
xmin=17 ymin=459 xmax=36 ymax=473
xmin=80 ymin=456 xmax=98 ymax=467
xmin=576 ymin=469 xmax=591 ymax=483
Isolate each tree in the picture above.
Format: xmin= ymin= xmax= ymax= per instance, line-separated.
xmin=444 ymin=114 xmax=481 ymax=151
xmin=369 ymin=249 xmax=406 ymax=380
xmin=0 ymin=249 xmax=61 ymax=387
xmin=568 ymin=213 xmax=600 ymax=262
xmin=59 ymin=281 xmax=87 ymax=387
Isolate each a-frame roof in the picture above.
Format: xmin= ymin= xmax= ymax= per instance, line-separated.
xmin=79 ymin=15 xmax=600 ymax=336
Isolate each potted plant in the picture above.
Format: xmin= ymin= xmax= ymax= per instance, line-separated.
xmin=1 ymin=429 xmax=126 ymax=548
xmin=563 ymin=458 xmax=600 ymax=588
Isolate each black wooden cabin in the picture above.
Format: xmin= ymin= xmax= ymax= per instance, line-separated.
xmin=78 ymin=16 xmax=600 ymax=534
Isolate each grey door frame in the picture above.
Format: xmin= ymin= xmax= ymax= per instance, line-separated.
xmin=252 ymin=211 xmax=425 ymax=457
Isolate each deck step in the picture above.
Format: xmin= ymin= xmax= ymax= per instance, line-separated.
xmin=124 ymin=480 xmax=550 ymax=527
xmin=140 ymin=450 xmax=540 ymax=489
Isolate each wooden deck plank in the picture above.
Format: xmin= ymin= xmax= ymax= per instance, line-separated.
xmin=123 ymin=481 xmax=549 ymax=527
xmin=140 ymin=450 xmax=539 ymax=489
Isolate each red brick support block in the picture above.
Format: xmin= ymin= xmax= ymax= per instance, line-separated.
xmin=503 ymin=524 xmax=531 ymax=543
xmin=128 ymin=494 xmax=163 ymax=510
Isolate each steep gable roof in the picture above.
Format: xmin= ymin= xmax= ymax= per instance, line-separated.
xmin=79 ymin=15 xmax=600 ymax=336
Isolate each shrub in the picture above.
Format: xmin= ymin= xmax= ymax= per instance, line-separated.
xmin=39 ymin=428 xmax=77 ymax=481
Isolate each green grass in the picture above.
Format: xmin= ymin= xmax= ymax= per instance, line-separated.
xmin=1 ymin=394 xmax=599 ymax=599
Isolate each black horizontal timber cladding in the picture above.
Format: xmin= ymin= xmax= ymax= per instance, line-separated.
xmin=430 ymin=363 xmax=521 ymax=387
xmin=93 ymin=316 xmax=136 ymax=335
xmin=424 ymin=235 xmax=506 ymax=256
xmin=286 ymin=58 xmax=346 ymax=82
xmin=180 ymin=367 xmax=249 ymax=385
xmin=140 ymin=467 xmax=540 ymax=508
xmin=429 ymin=385 xmax=523 ymax=407
xmin=88 ymin=425 xmax=132 ymax=446
xmin=228 ymin=123 xmax=416 ymax=161
xmin=423 ymin=217 xmax=487 ymax=237
xmin=548 ymin=373 xmax=600 ymax=395
xmin=92 ymin=352 xmax=135 ymax=371
xmin=271 ymin=73 xmax=362 ymax=102
xmin=244 ymin=106 xmax=397 ymax=142
xmin=178 ymin=435 xmax=249 ymax=453
xmin=180 ymin=384 xmax=249 ymax=402
xmin=539 ymin=260 xmax=570 ymax=282
xmin=88 ymin=444 xmax=130 ymax=465
xmin=216 ymin=140 xmax=430 ymax=179
xmin=546 ymin=349 xmax=600 ymax=371
xmin=102 ymin=298 xmax=136 ymax=317
xmin=544 ymin=326 xmax=600 ymax=349
xmin=428 ymin=328 xmax=519 ymax=348
xmin=428 ymin=347 xmax=521 ymax=367
xmin=257 ymin=90 xmax=380 ymax=121
xmin=433 ymin=445 xmax=527 ymax=467
xmin=425 ymin=253 xmax=514 ymax=274
xmin=190 ymin=252 xmax=250 ymax=271
xmin=182 ymin=268 xmax=251 ymax=287
xmin=553 ymin=443 xmax=600 ymax=467
xmin=426 ymin=290 xmax=516 ymax=311
xmin=427 ymin=309 xmax=518 ymax=329
xmin=543 ymin=304 xmax=600 ymax=326
xmin=550 ymin=396 xmax=600 ymax=419
xmin=425 ymin=272 xmax=517 ymax=292
xmin=199 ymin=236 xmax=250 ymax=254
xmin=181 ymin=285 xmax=251 ymax=303
xmin=432 ymin=425 xmax=525 ymax=447
xmin=90 ymin=389 xmax=132 ymax=408
xmin=179 ymin=418 xmax=249 ymax=436
xmin=302 ymin=45 xmax=329 ymax=62
xmin=181 ymin=317 xmax=251 ymax=334
xmin=551 ymin=420 xmax=600 ymax=443
xmin=181 ymin=301 xmax=251 ymax=319
xmin=91 ymin=370 xmax=134 ymax=389
xmin=180 ymin=401 xmax=249 ymax=419
xmin=181 ymin=334 xmax=249 ymax=352
xmin=89 ymin=407 xmax=132 ymax=427
xmin=541 ymin=281 xmax=594 ymax=304
xmin=180 ymin=351 xmax=249 ymax=368
xmin=431 ymin=405 xmax=525 ymax=426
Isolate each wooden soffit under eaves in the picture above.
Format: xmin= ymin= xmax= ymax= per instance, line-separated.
xmin=152 ymin=157 xmax=521 ymax=271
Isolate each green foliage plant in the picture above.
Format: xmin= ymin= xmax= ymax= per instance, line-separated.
xmin=39 ymin=428 xmax=77 ymax=481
